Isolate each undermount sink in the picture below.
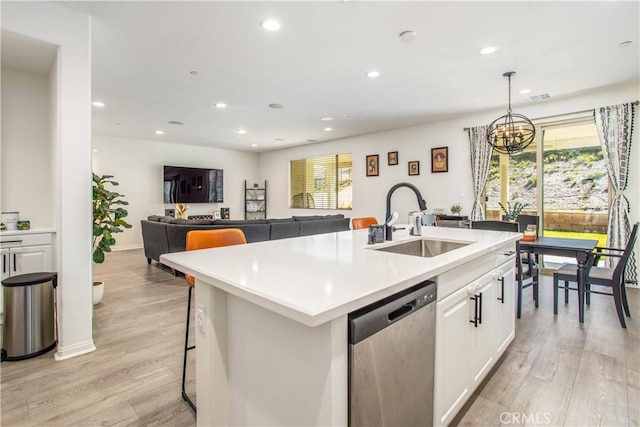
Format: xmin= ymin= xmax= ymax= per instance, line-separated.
xmin=374 ymin=238 xmax=471 ymax=258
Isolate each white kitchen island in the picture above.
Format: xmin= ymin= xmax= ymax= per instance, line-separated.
xmin=160 ymin=226 xmax=520 ymax=427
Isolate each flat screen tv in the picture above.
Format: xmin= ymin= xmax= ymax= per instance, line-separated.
xmin=163 ymin=165 xmax=223 ymax=203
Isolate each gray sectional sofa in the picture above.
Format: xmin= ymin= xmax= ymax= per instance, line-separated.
xmin=141 ymin=214 xmax=351 ymax=266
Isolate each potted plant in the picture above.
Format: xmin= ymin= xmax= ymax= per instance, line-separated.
xmin=92 ymin=173 xmax=132 ymax=304
xmin=499 ymin=201 xmax=528 ymax=222
xmin=450 ymin=204 xmax=462 ymax=215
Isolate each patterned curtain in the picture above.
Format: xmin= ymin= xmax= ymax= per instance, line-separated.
xmin=468 ymin=125 xmax=493 ymax=221
xmin=594 ymin=102 xmax=637 ymax=284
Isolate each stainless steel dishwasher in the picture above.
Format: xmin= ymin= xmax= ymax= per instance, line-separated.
xmin=348 ymin=280 xmax=436 ymax=427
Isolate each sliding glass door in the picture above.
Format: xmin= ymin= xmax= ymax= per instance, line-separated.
xmin=485 ymin=118 xmax=608 ymax=268
xmin=540 ymin=121 xmax=608 ymax=266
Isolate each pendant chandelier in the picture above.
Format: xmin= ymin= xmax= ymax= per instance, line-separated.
xmin=486 ymin=71 xmax=535 ymax=154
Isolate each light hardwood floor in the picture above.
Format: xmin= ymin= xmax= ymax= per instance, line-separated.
xmin=1 ymin=249 xmax=196 ymax=426
xmin=1 ymin=249 xmax=638 ymax=426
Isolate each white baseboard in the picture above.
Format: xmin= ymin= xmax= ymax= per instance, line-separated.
xmin=54 ymin=339 xmax=96 ymax=361
xmin=112 ymin=244 xmax=143 ymax=251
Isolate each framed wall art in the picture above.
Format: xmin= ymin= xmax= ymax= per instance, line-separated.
xmin=366 ymin=154 xmax=379 ymax=177
xmin=431 ymin=147 xmax=448 ymax=173
xmin=388 ymin=151 xmax=398 ymax=166
xmin=408 ymin=161 xmax=420 ymax=176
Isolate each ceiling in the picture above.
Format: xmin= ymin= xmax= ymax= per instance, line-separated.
xmin=24 ymin=2 xmax=640 ymax=151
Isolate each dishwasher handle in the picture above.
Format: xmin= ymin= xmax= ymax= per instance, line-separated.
xmin=388 ymin=302 xmax=414 ymax=322
xmin=349 ymin=280 xmax=436 ymax=345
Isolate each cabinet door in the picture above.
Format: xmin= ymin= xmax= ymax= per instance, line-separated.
xmin=12 ymin=245 xmax=53 ymax=275
xmin=495 ymin=261 xmax=516 ymax=356
xmin=1 ymin=248 xmax=8 ymax=323
xmin=434 ymin=285 xmax=473 ymax=426
xmin=468 ymin=276 xmax=495 ymax=387
xmin=1 ymin=248 xmax=9 ymax=282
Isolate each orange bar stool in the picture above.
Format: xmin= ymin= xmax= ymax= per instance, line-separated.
xmin=352 ymin=217 xmax=378 ymax=230
xmin=182 ymin=228 xmax=247 ymax=413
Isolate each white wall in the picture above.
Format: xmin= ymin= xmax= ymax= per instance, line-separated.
xmin=260 ymin=83 xmax=639 ymax=222
xmin=92 ymin=135 xmax=260 ymax=249
xmin=259 ymin=83 xmax=640 ymax=271
xmin=1 ymin=67 xmax=53 ymax=227
xmin=2 ymin=2 xmax=95 ymax=360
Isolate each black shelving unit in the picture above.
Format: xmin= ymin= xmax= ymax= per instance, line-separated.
xmin=244 ymin=180 xmax=267 ymax=220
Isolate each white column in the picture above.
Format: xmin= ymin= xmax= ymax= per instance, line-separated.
xmin=2 ymin=2 xmax=95 ymax=359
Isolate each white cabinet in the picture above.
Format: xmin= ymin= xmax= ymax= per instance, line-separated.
xmin=468 ymin=274 xmax=496 ymax=387
xmin=434 ymin=282 xmax=473 ymax=425
xmin=0 ymin=231 xmax=54 ymax=323
xmin=495 ymin=263 xmax=516 ymax=357
xmin=434 ymin=257 xmax=516 ymax=426
xmin=2 ymin=245 xmax=53 ymax=277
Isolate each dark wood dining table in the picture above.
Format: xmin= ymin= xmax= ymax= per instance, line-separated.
xmin=519 ymin=236 xmax=598 ymax=323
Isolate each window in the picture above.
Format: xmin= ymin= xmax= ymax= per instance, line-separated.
xmin=290 ymin=153 xmax=352 ymax=209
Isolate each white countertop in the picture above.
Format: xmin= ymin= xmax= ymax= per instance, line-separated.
xmin=160 ymin=226 xmax=520 ymax=327
xmin=0 ymin=227 xmax=56 ymax=237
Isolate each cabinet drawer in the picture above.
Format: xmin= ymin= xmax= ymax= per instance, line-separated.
xmin=435 ymin=243 xmax=516 ymax=301
xmin=0 ymin=233 xmax=53 ymax=247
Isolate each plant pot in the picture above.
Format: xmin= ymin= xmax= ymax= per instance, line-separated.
xmin=93 ymin=281 xmax=104 ymax=305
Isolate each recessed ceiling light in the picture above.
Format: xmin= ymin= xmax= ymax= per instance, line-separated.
xmin=268 ymin=103 xmax=284 ymax=109
xmin=478 ymin=46 xmax=498 ymax=55
xmin=155 ymin=130 xmax=164 ymax=135
xmin=251 ymin=144 xmax=258 ymax=148
xmin=366 ymin=71 xmax=380 ymax=78
xmin=518 ymin=89 xmax=532 ymax=95
xmin=341 ymin=113 xmax=348 ymax=117
xmin=619 ymin=40 xmax=632 ymax=49
xmin=237 ymin=129 xmax=247 ymax=134
xmin=321 ymin=117 xmax=333 ymax=121
xmin=92 ymin=101 xmax=105 ymax=107
xmin=215 ymin=103 xmax=227 ymax=108
xmin=324 ymin=127 xmax=333 ymax=132
xmin=168 ymin=120 xmax=184 ymax=125
xmin=260 ymin=19 xmax=280 ymax=31
xmin=398 ymin=30 xmax=416 ymax=41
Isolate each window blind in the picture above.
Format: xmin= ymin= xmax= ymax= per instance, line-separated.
xmin=290 ymin=153 xmax=352 ymax=209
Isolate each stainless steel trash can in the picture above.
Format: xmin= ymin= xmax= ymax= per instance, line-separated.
xmin=1 ymin=272 xmax=57 ymax=361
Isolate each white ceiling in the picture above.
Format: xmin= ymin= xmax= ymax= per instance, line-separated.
xmin=43 ymin=1 xmax=640 ymax=151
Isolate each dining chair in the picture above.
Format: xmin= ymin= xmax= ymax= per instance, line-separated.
xmin=182 ymin=228 xmax=247 ymax=412
xmin=471 ymin=220 xmax=538 ymax=318
xmin=516 ymin=215 xmax=540 ymax=312
xmin=352 ymin=217 xmax=378 ymax=230
xmin=553 ymin=222 xmax=638 ymax=328
xmin=516 ymin=215 xmax=539 ymax=235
